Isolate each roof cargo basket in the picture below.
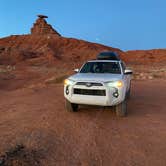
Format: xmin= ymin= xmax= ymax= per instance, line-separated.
xmin=97 ymin=51 xmax=120 ymax=61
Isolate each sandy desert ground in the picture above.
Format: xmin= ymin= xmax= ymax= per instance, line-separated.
xmin=0 ymin=65 xmax=166 ymax=166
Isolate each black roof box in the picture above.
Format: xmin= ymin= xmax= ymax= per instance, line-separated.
xmin=97 ymin=51 xmax=120 ymax=61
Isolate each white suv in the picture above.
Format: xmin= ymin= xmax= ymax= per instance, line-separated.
xmin=64 ymin=52 xmax=132 ymax=117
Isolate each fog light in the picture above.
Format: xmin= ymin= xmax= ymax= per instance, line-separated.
xmin=113 ymin=92 xmax=119 ymax=98
xmin=66 ymin=86 xmax=69 ymax=95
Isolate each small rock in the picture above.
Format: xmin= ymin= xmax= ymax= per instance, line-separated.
xmin=148 ymin=76 xmax=153 ymax=79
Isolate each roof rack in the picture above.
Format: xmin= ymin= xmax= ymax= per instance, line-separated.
xmin=97 ymin=51 xmax=120 ymax=61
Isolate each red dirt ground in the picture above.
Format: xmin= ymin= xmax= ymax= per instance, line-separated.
xmin=0 ymin=74 xmax=166 ymax=165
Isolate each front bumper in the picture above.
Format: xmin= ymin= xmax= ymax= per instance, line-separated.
xmin=64 ymin=82 xmax=126 ymax=106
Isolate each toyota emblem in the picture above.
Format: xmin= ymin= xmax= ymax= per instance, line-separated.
xmin=86 ymin=82 xmax=92 ymax=87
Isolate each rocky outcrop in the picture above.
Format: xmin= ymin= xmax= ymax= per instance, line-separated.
xmin=125 ymin=49 xmax=166 ymax=64
xmin=0 ymin=15 xmax=165 ymax=65
xmin=31 ymin=15 xmax=61 ymax=36
xmin=0 ymin=35 xmax=122 ymax=65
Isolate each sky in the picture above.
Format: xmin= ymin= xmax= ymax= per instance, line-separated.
xmin=0 ymin=0 xmax=166 ymax=51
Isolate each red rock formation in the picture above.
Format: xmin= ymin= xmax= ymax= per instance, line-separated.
xmin=0 ymin=32 xmax=165 ymax=65
xmin=0 ymin=15 xmax=165 ymax=65
xmin=31 ymin=15 xmax=61 ymax=36
xmin=0 ymin=35 xmax=122 ymax=65
xmin=125 ymin=49 xmax=166 ymax=65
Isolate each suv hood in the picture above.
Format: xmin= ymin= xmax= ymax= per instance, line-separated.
xmin=69 ymin=73 xmax=123 ymax=83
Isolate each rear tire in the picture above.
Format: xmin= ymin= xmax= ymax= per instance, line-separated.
xmin=115 ymin=99 xmax=127 ymax=117
xmin=65 ymin=99 xmax=78 ymax=112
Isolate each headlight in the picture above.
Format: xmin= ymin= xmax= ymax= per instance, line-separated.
xmin=64 ymin=79 xmax=75 ymax=86
xmin=105 ymin=80 xmax=123 ymax=88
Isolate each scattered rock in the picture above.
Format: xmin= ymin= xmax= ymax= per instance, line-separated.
xmin=0 ymin=144 xmax=41 ymax=166
xmin=148 ymin=76 xmax=153 ymax=80
xmin=0 ymin=46 xmax=5 ymax=54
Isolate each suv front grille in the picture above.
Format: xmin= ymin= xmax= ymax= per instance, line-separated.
xmin=73 ymin=88 xmax=106 ymax=96
xmin=76 ymin=82 xmax=103 ymax=87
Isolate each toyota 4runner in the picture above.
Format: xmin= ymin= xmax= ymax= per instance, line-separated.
xmin=64 ymin=52 xmax=132 ymax=117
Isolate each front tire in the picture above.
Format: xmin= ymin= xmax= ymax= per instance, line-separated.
xmin=126 ymin=88 xmax=131 ymax=99
xmin=115 ymin=99 xmax=127 ymax=117
xmin=65 ymin=99 xmax=78 ymax=112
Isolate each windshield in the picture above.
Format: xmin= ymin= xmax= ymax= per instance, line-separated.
xmin=80 ymin=62 xmax=121 ymax=74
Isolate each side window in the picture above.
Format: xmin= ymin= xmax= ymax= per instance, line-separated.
xmin=121 ymin=62 xmax=126 ymax=72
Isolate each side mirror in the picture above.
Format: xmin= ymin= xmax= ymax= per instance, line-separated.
xmin=74 ymin=68 xmax=79 ymax=73
xmin=124 ymin=69 xmax=133 ymax=75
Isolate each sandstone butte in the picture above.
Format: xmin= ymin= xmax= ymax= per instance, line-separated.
xmin=0 ymin=15 xmax=165 ymax=65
